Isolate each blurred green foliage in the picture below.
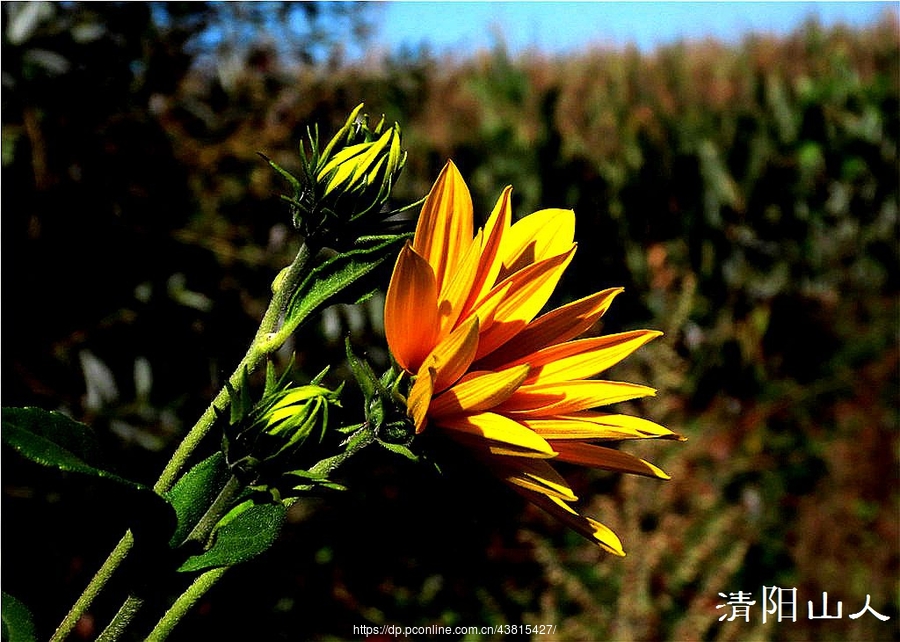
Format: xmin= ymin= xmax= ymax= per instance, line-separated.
xmin=3 ymin=3 xmax=897 ymax=640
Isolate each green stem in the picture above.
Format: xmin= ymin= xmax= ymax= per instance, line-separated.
xmin=146 ymin=568 xmax=229 ymax=641
xmin=153 ymin=241 xmax=315 ymax=495
xmin=145 ymin=427 xmax=377 ymax=640
xmin=308 ymin=426 xmax=375 ymax=479
xmin=95 ymin=595 xmax=144 ymax=642
xmin=182 ymin=476 xmax=245 ymax=546
xmin=95 ymin=474 xmax=246 ymax=641
xmin=51 ymin=241 xmax=316 ymax=641
xmin=49 ymin=532 xmax=134 ymax=642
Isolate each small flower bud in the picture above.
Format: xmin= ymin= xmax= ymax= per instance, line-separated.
xmin=222 ymin=366 xmax=342 ymax=490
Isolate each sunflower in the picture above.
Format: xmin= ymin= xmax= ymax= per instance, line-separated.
xmin=384 ymin=160 xmax=680 ymax=555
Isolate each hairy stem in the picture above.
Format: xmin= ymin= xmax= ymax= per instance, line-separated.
xmin=146 ymin=568 xmax=229 ymax=641
xmin=51 ymin=241 xmax=315 ymax=641
xmin=153 ymin=242 xmax=314 ymax=495
xmin=95 ymin=595 xmax=144 ymax=642
xmin=145 ymin=426 xmax=377 ymax=639
xmin=49 ymin=532 xmax=134 ymax=642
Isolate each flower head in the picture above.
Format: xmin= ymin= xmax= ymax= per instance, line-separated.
xmin=384 ymin=160 xmax=680 ymax=555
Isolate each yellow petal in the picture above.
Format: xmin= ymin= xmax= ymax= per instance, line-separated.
xmin=407 ymin=366 xmax=435 ymax=433
xmin=498 ymin=208 xmax=575 ymax=280
xmin=436 ymin=228 xmax=483 ymax=337
xmin=520 ymin=412 xmax=682 ymax=441
xmin=521 ymin=330 xmax=663 ymax=385
xmin=439 ymin=412 xmax=555 ymax=458
xmin=551 ymin=441 xmax=670 ymax=479
xmin=413 ymin=160 xmax=473 ymax=294
xmin=317 ymin=142 xmax=369 ymax=178
xmin=462 ymin=186 xmax=512 ymax=313
xmin=509 ymin=487 xmax=625 ymax=555
xmin=477 ymin=288 xmax=624 ymax=369
xmin=429 ymin=364 xmax=531 ymax=417
xmin=421 ymin=317 xmax=480 ymax=394
xmin=472 ymin=246 xmax=576 ymax=360
xmin=492 ymin=457 xmax=578 ymax=501
xmin=498 ymin=380 xmax=657 ymax=416
xmin=384 ymin=243 xmax=440 ymax=373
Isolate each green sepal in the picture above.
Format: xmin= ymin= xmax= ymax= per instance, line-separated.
xmin=1 ymin=592 xmax=36 ymax=642
xmin=284 ymin=468 xmax=347 ymax=492
xmin=164 ymin=452 xmax=230 ymax=548
xmin=1 ymin=407 xmax=175 ymax=541
xmin=337 ymin=422 xmax=364 ymax=434
xmin=177 ymin=502 xmax=286 ymax=573
xmin=345 ymin=338 xmax=379 ymax=401
xmin=379 ymin=441 xmax=420 ymax=462
xmin=285 ymin=233 xmax=411 ymax=330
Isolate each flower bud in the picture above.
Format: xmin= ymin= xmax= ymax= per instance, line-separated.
xmin=222 ymin=365 xmax=343 ymax=489
xmin=265 ymin=104 xmax=406 ymax=239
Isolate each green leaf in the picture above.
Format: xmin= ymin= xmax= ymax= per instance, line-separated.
xmin=1 ymin=407 xmax=175 ymax=541
xmin=1 ymin=592 xmax=36 ymax=642
xmin=177 ymin=502 xmax=286 ymax=573
xmin=285 ymin=233 xmax=410 ymax=329
xmin=2 ymin=407 xmax=105 ymax=470
xmin=164 ymin=452 xmax=231 ymax=548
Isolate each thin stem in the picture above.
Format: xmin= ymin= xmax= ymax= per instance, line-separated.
xmin=153 ymin=241 xmax=315 ymax=495
xmin=51 ymin=241 xmax=316 ymax=641
xmin=308 ymin=426 xmax=375 ymax=479
xmin=182 ymin=476 xmax=244 ymax=546
xmin=95 ymin=595 xmax=144 ymax=642
xmin=146 ymin=568 xmax=229 ymax=641
xmin=95 ymin=474 xmax=246 ymax=640
xmin=50 ymin=532 xmax=134 ymax=642
xmin=145 ymin=427 xmax=378 ymax=639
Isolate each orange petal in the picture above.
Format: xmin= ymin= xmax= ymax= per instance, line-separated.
xmin=520 ymin=412 xmax=682 ymax=441
xmin=421 ymin=316 xmax=480 ymax=394
xmin=412 ymin=160 xmax=473 ymax=294
xmin=384 ymin=243 xmax=440 ymax=373
xmin=429 ymin=364 xmax=531 ymax=417
xmin=498 ymin=208 xmax=575 ymax=280
xmin=407 ymin=366 xmax=435 ymax=433
xmin=439 ymin=412 xmax=555 ymax=458
xmin=498 ymin=380 xmax=657 ymax=416
xmin=521 ymin=330 xmax=663 ymax=385
xmin=508 ymin=486 xmax=625 ymax=556
xmin=472 ymin=246 xmax=576 ymax=360
xmin=477 ymin=288 xmax=624 ymax=369
xmin=551 ymin=441 xmax=670 ymax=479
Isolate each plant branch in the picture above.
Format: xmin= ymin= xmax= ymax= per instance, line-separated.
xmin=49 ymin=532 xmax=134 ymax=642
xmin=153 ymin=241 xmax=315 ymax=495
xmin=51 ymin=241 xmax=317 ymax=641
xmin=146 ymin=567 xmax=229 ymax=641
xmin=95 ymin=595 xmax=144 ymax=642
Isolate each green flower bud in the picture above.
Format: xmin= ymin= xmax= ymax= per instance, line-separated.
xmin=264 ymin=103 xmax=407 ymax=240
xmin=222 ymin=363 xmax=342 ymax=490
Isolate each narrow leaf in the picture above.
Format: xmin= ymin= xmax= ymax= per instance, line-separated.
xmin=285 ymin=234 xmax=410 ymax=329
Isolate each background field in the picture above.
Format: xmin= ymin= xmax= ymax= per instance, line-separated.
xmin=3 ymin=3 xmax=898 ymax=640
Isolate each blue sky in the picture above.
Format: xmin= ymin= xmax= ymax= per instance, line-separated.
xmin=371 ymin=2 xmax=895 ymax=57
